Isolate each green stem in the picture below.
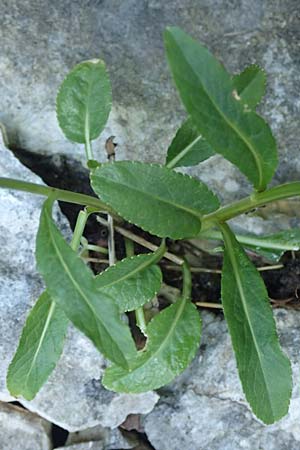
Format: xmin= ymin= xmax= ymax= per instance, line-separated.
xmin=135 ymin=307 xmax=147 ymax=336
xmin=199 ymin=229 xmax=300 ymax=251
xmin=124 ymin=237 xmax=147 ymax=335
xmin=2 ymin=177 xmax=300 ymax=238
xmin=85 ymin=140 xmax=93 ymax=161
xmin=107 ymin=214 xmax=116 ymax=266
xmin=124 ymin=237 xmax=135 ymax=257
xmin=85 ymin=244 xmax=108 ymax=255
xmin=201 ymin=182 xmax=300 ymax=231
xmin=0 ymin=177 xmax=117 ymax=216
xmin=71 ymin=208 xmax=89 ymax=251
xmin=182 ymin=260 xmax=192 ymax=300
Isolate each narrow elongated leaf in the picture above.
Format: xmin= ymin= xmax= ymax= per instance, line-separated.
xmin=95 ymin=244 xmax=165 ymax=312
xmin=164 ymin=27 xmax=277 ymax=191
xmin=91 ymin=161 xmax=220 ymax=239
xmin=56 ymin=60 xmax=112 ymax=143
xmin=166 ymin=65 xmax=265 ymax=169
xmin=36 ymin=199 xmax=137 ymax=369
xmin=201 ymin=228 xmax=300 ymax=262
xmin=103 ymin=298 xmax=201 ymax=392
xmin=232 ymin=65 xmax=266 ymax=109
xmin=221 ymin=223 xmax=292 ymax=424
xmin=242 ymin=228 xmax=300 ymax=262
xmin=166 ymin=117 xmax=214 ymax=169
xmin=7 ymin=292 xmax=68 ymax=400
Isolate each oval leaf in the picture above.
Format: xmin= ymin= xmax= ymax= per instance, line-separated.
xmin=95 ymin=244 xmax=165 ymax=313
xmin=91 ymin=161 xmax=220 ymax=239
xmin=36 ymin=199 xmax=137 ymax=369
xmin=103 ymin=298 xmax=201 ymax=393
xmin=232 ymin=64 xmax=266 ymax=110
xmin=220 ymin=223 xmax=292 ymax=424
xmin=7 ymin=291 xmax=68 ymax=400
xmin=56 ymin=59 xmax=112 ymax=144
xmin=164 ymin=27 xmax=277 ymax=191
xmin=166 ymin=117 xmax=214 ymax=169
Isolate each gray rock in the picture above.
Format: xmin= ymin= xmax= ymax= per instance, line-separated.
xmin=56 ymin=444 xmax=105 ymax=450
xmin=0 ymin=402 xmax=51 ymax=450
xmin=56 ymin=444 xmax=103 ymax=450
xmin=1 ymin=0 xmax=299 ymax=220
xmin=66 ymin=424 xmax=138 ymax=448
xmin=144 ymin=309 xmax=300 ymax=450
xmin=1 ymin=0 xmax=300 ymax=445
xmin=0 ymin=128 xmax=158 ymax=430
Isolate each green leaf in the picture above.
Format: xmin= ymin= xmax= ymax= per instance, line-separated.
xmin=56 ymin=59 xmax=112 ymax=144
xmin=166 ymin=117 xmax=214 ymax=169
xmin=164 ymin=27 xmax=277 ymax=191
xmin=95 ymin=244 xmax=165 ymax=313
xmin=166 ymin=65 xmax=265 ymax=170
xmin=7 ymin=291 xmax=68 ymax=400
xmin=201 ymin=228 xmax=300 ymax=263
xmin=36 ymin=199 xmax=137 ymax=369
xmin=232 ymin=65 xmax=266 ymax=110
xmin=91 ymin=161 xmax=219 ymax=239
xmin=220 ymin=223 xmax=292 ymax=424
xmin=242 ymin=228 xmax=300 ymax=262
xmin=103 ymin=298 xmax=201 ymax=393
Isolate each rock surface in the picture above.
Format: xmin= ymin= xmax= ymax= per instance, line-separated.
xmin=0 ymin=129 xmax=158 ymax=431
xmin=1 ymin=0 xmax=300 ymax=213
xmin=1 ymin=1 xmax=300 ymax=448
xmin=0 ymin=402 xmax=51 ymax=450
xmin=56 ymin=443 xmax=118 ymax=450
xmin=144 ymin=309 xmax=300 ymax=450
xmin=66 ymin=423 xmax=138 ymax=448
xmin=56 ymin=445 xmax=102 ymax=450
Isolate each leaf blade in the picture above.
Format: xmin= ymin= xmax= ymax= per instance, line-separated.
xmin=166 ymin=117 xmax=214 ymax=169
xmin=56 ymin=59 xmax=112 ymax=144
xmin=166 ymin=65 xmax=266 ymax=169
xmin=91 ymin=161 xmax=220 ymax=239
xmin=232 ymin=65 xmax=266 ymax=109
xmin=242 ymin=228 xmax=300 ymax=262
xmin=7 ymin=291 xmax=68 ymax=400
xmin=36 ymin=199 xmax=137 ymax=369
xmin=95 ymin=244 xmax=165 ymax=312
xmin=220 ymin=223 xmax=292 ymax=424
xmin=164 ymin=27 xmax=277 ymax=190
xmin=103 ymin=298 xmax=201 ymax=393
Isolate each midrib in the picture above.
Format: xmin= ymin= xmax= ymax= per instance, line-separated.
xmin=121 ymin=298 xmax=187 ymax=376
xmin=94 ymin=175 xmax=205 ymax=218
xmin=96 ymin=249 xmax=163 ymax=289
xmin=166 ymin=134 xmax=203 ymax=169
xmin=179 ymin=49 xmax=264 ymax=189
xmin=45 ymin=211 xmax=122 ymax=353
xmin=224 ymin=229 xmax=275 ymax=415
xmin=25 ymin=297 xmax=56 ymax=386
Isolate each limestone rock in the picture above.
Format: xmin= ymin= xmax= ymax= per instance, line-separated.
xmin=0 ymin=402 xmax=51 ymax=450
xmin=1 ymin=0 xmax=299 ymax=215
xmin=144 ymin=309 xmax=300 ymax=450
xmin=66 ymin=423 xmax=138 ymax=448
xmin=56 ymin=444 xmax=103 ymax=450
